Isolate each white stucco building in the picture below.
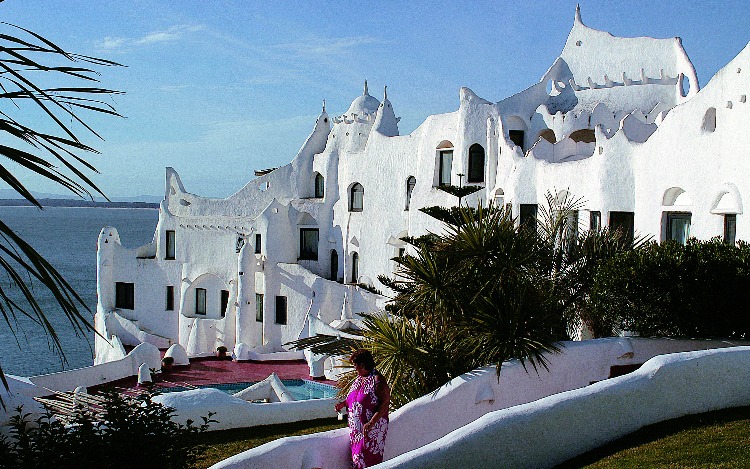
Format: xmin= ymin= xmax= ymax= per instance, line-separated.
xmin=94 ymin=8 xmax=750 ymax=373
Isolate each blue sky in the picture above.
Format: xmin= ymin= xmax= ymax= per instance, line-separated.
xmin=4 ymin=1 xmax=750 ymax=199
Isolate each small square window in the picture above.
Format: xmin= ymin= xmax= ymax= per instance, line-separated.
xmin=299 ymin=228 xmax=319 ymax=260
xmin=610 ymin=211 xmax=635 ymax=244
xmin=519 ymin=204 xmax=537 ymax=232
xmin=665 ymin=212 xmax=691 ymax=245
xmin=115 ymin=282 xmax=134 ymax=310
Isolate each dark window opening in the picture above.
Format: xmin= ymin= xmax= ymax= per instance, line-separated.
xmin=195 ymin=288 xmax=206 ymax=315
xmin=255 ymin=294 xmax=264 ymax=322
xmin=609 ymin=211 xmax=635 ymax=244
xmin=539 ymin=129 xmax=556 ymax=143
xmin=590 ymin=211 xmax=601 ymax=231
xmin=275 ymin=295 xmax=287 ymax=325
xmin=725 ymin=214 xmax=737 ymax=245
xmin=398 ymin=248 xmax=405 ymax=258
xmin=438 ymin=150 xmax=453 ymax=186
xmin=467 ymin=144 xmax=485 ymax=183
xmin=330 ymin=250 xmax=339 ymax=281
xmin=350 ymin=183 xmax=364 ymax=212
xmin=351 ymin=252 xmax=359 ymax=283
xmin=115 ymin=282 xmax=134 ymax=310
xmin=509 ymin=130 xmax=525 ymax=150
xmin=314 ymin=173 xmax=325 ymax=198
xmin=236 ymin=236 xmax=245 ymax=253
xmin=405 ymin=176 xmax=416 ymax=211
xmin=519 ymin=204 xmax=538 ymax=232
xmin=299 ymin=228 xmax=319 ymax=260
xmin=255 ymin=233 xmax=262 ymax=254
xmin=166 ymin=286 xmax=174 ymax=311
xmin=165 ymin=230 xmax=176 ymax=260
xmin=220 ymin=290 xmax=229 ymax=318
xmin=664 ymin=212 xmax=691 ymax=245
xmin=569 ymin=129 xmax=596 ymax=143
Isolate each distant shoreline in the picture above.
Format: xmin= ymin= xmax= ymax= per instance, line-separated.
xmin=0 ymin=199 xmax=160 ymax=209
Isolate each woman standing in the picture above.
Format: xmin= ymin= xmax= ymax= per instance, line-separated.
xmin=335 ymin=349 xmax=391 ymax=468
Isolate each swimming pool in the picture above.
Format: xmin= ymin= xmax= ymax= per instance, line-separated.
xmin=159 ymin=379 xmax=338 ymax=400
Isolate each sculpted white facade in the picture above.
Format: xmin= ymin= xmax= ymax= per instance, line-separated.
xmin=94 ymin=9 xmax=749 ymax=369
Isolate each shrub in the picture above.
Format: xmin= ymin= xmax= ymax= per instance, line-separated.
xmin=0 ymin=390 xmax=215 ymax=469
xmin=588 ymin=238 xmax=750 ymax=338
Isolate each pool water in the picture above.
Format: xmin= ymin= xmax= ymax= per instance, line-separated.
xmin=160 ymin=379 xmax=338 ymax=400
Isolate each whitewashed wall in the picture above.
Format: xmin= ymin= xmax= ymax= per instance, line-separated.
xmin=210 ymin=338 xmax=747 ymax=469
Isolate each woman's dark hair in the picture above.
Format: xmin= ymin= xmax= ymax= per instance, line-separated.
xmin=350 ymin=349 xmax=375 ymax=371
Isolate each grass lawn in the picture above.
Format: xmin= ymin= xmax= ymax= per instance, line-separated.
xmin=558 ymin=406 xmax=750 ymax=468
xmin=196 ymin=418 xmax=347 ymax=468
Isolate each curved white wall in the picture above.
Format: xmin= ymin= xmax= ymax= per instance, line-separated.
xmin=210 ymin=338 xmax=746 ymax=469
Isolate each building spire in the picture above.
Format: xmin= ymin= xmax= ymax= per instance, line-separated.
xmin=383 ymin=85 xmax=388 ymax=101
xmin=322 ymin=99 xmax=326 ymax=113
xmin=575 ymin=4 xmax=582 ymax=24
xmin=363 ymin=80 xmax=369 ymax=96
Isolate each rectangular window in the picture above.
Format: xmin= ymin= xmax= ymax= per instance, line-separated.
xmin=220 ymin=290 xmax=229 ymax=318
xmin=725 ymin=214 xmax=737 ymax=245
xmin=275 ymin=295 xmax=287 ymax=325
xmin=590 ymin=211 xmax=601 ymax=231
xmin=255 ymin=294 xmax=264 ymax=322
xmin=166 ymin=286 xmax=174 ymax=311
xmin=299 ymin=228 xmax=319 ymax=260
xmin=165 ymin=230 xmax=176 ymax=260
xmin=115 ymin=282 xmax=135 ymax=310
xmin=609 ymin=211 xmax=635 ymax=244
xmin=665 ymin=212 xmax=691 ymax=245
xmin=255 ymin=233 xmax=262 ymax=254
xmin=519 ymin=204 xmax=538 ymax=232
xmin=195 ymin=288 xmax=206 ymax=315
xmin=438 ymin=150 xmax=453 ymax=186
xmin=236 ymin=236 xmax=245 ymax=253
xmin=565 ymin=211 xmax=579 ymax=248
xmin=509 ymin=130 xmax=525 ymax=150
xmin=398 ymin=247 xmax=405 ymax=258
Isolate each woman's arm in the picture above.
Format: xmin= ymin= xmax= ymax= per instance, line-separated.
xmin=335 ymin=400 xmax=347 ymax=412
xmin=363 ymin=378 xmax=390 ymax=434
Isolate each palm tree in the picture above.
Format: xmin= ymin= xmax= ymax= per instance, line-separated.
xmin=0 ymin=21 xmax=122 ymax=391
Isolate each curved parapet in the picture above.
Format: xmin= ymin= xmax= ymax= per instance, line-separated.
xmin=382 ymin=347 xmax=750 ymax=468
xmin=210 ymin=338 xmax=747 ymax=468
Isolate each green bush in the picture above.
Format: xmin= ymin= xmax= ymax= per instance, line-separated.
xmin=588 ymin=238 xmax=750 ymax=338
xmin=0 ymin=391 xmax=215 ymax=469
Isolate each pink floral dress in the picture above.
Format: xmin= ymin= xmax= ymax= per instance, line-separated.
xmin=346 ymin=371 xmax=389 ymax=468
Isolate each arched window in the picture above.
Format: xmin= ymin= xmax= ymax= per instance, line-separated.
xmin=351 ymin=252 xmax=359 ymax=283
xmin=350 ymin=183 xmax=364 ymax=212
xmin=467 ymin=144 xmax=485 ymax=183
xmin=405 ymin=176 xmax=416 ymax=211
xmin=314 ymin=173 xmax=324 ymax=198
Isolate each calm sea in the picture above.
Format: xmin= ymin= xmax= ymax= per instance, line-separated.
xmin=0 ymin=206 xmax=158 ymax=377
